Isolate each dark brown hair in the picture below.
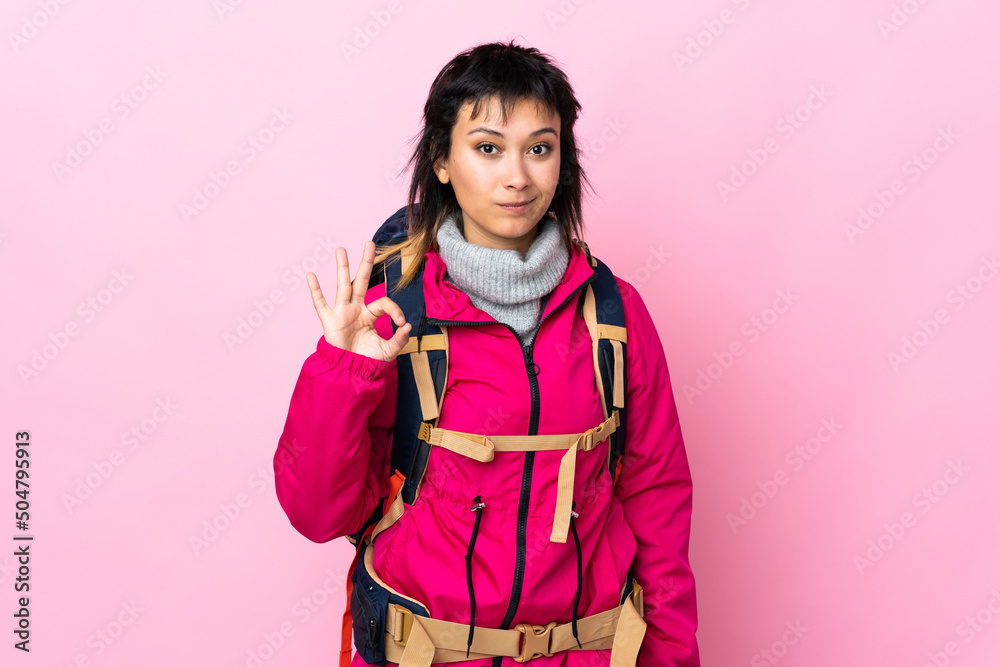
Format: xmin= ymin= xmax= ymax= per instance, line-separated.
xmin=377 ymin=38 xmax=595 ymax=288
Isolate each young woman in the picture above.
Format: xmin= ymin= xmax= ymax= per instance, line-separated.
xmin=274 ymin=41 xmax=699 ymax=667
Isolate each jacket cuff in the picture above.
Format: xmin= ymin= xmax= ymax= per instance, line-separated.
xmin=314 ymin=335 xmax=391 ymax=381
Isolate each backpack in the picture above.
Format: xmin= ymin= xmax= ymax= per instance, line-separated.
xmin=339 ymin=203 xmax=631 ymax=666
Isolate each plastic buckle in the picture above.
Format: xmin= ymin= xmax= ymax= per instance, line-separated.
xmin=514 ymin=621 xmax=557 ymax=662
xmin=391 ymin=604 xmax=413 ymax=647
xmin=631 ymin=580 xmax=644 ymax=617
xmin=417 ymin=422 xmax=431 ymax=443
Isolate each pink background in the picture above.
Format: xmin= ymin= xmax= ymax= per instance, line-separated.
xmin=3 ymin=1 xmax=999 ymax=665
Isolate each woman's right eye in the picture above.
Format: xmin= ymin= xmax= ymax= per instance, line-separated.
xmin=475 ymin=143 xmax=499 ymax=156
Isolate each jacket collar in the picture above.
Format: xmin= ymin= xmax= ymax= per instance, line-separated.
xmin=422 ymin=239 xmax=595 ymax=324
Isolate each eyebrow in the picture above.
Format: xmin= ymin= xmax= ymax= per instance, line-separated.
xmin=466 ymin=126 xmax=559 ymax=139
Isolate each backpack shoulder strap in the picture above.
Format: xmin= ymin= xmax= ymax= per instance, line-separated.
xmin=576 ymin=240 xmax=629 ymax=486
xmin=346 ymin=203 xmax=448 ymax=544
xmin=382 ymin=249 xmax=449 ymax=506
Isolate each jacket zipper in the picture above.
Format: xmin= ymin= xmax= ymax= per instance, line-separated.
xmin=427 ymin=272 xmax=595 ymax=662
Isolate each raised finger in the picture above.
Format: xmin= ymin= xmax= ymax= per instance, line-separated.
xmin=307 ymin=272 xmax=330 ymax=315
xmin=334 ymin=246 xmax=352 ymax=306
xmin=351 ymin=241 xmax=376 ymax=305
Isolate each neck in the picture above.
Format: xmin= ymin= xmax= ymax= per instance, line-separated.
xmin=435 ymin=210 xmax=570 ymax=345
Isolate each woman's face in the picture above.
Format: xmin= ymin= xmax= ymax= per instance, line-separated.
xmin=434 ymin=95 xmax=561 ymax=255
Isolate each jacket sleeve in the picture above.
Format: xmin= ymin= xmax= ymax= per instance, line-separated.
xmin=614 ymin=279 xmax=700 ymax=666
xmin=273 ymin=283 xmax=397 ymax=543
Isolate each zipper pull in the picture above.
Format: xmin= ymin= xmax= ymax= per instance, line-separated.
xmin=523 ymin=343 xmax=541 ymax=376
xmin=365 ymin=616 xmax=378 ymax=651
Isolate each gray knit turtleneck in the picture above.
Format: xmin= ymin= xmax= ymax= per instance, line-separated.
xmin=435 ymin=210 xmax=569 ymax=346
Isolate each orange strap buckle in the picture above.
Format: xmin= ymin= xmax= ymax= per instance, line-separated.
xmin=513 ymin=621 xmax=558 ymax=662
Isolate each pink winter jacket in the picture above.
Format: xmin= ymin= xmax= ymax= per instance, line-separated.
xmin=274 ymin=240 xmax=699 ymax=666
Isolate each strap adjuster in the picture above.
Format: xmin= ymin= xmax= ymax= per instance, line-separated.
xmin=390 ymin=604 xmax=414 ymax=646
xmin=513 ymin=621 xmax=558 ymax=662
xmin=417 ymin=422 xmax=431 ymax=443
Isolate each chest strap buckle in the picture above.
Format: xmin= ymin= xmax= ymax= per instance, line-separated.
xmin=514 ymin=621 xmax=558 ymax=662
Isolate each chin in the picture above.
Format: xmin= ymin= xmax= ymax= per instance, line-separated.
xmin=494 ymin=221 xmax=539 ymax=238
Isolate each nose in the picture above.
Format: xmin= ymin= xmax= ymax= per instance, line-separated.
xmin=504 ymin=155 xmax=531 ymax=190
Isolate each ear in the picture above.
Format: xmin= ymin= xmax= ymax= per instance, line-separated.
xmin=434 ymin=156 xmax=450 ymax=184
